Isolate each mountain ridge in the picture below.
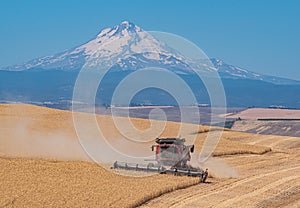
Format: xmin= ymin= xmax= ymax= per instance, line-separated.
xmin=1 ymin=21 xmax=299 ymax=85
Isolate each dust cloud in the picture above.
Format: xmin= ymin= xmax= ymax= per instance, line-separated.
xmin=190 ymin=155 xmax=238 ymax=178
xmin=0 ymin=118 xmax=90 ymax=161
xmin=0 ymin=113 xmax=153 ymax=165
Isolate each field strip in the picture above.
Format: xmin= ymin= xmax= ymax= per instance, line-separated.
xmin=248 ymin=136 xmax=298 ymax=147
xmin=232 ymin=154 xmax=288 ymax=168
xmin=233 ymin=159 xmax=274 ymax=168
xmin=158 ymin=166 xmax=300 ymax=208
xmin=268 ymin=138 xmax=300 ymax=147
xmin=246 ymin=135 xmax=288 ymax=145
xmin=281 ymin=198 xmax=300 ymax=208
xmin=214 ymin=175 xmax=300 ymax=208
xmin=247 ymin=136 xmax=278 ymax=145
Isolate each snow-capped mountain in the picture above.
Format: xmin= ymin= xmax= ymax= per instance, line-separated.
xmin=1 ymin=21 xmax=300 ymax=108
xmin=3 ymin=21 xmax=191 ymax=73
xmin=2 ymin=21 xmax=299 ymax=85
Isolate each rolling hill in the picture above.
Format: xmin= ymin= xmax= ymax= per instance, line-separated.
xmin=0 ymin=104 xmax=299 ymax=207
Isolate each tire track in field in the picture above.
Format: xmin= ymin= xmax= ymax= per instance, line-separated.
xmin=140 ymin=166 xmax=300 ymax=208
xmin=214 ymin=175 xmax=300 ymax=208
xmin=168 ymin=166 xmax=300 ymax=208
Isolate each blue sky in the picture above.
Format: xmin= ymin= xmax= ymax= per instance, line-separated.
xmin=1 ymin=0 xmax=300 ymax=80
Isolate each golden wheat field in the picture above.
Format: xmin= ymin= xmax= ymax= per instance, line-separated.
xmin=0 ymin=104 xmax=299 ymax=207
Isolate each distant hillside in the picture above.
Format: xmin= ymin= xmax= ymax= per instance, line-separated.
xmin=1 ymin=70 xmax=300 ymax=108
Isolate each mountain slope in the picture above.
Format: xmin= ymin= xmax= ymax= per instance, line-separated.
xmin=211 ymin=58 xmax=300 ymax=85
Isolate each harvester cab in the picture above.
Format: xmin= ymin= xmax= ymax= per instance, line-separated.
xmin=152 ymin=138 xmax=194 ymax=168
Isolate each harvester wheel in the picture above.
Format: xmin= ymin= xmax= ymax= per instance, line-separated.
xmin=201 ymin=172 xmax=208 ymax=183
xmin=174 ymin=168 xmax=178 ymax=176
xmin=113 ymin=161 xmax=118 ymax=169
xmin=158 ymin=165 xmax=166 ymax=174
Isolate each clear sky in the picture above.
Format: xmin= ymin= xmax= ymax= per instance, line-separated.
xmin=0 ymin=0 xmax=299 ymax=80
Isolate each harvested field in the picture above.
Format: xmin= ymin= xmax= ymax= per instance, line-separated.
xmin=140 ymin=132 xmax=300 ymax=208
xmin=231 ymin=120 xmax=300 ymax=137
xmin=227 ymin=108 xmax=300 ymax=137
xmin=0 ymin=104 xmax=299 ymax=207
xmin=227 ymin=108 xmax=300 ymax=120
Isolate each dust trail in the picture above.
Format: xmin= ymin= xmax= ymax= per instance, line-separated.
xmin=190 ymin=155 xmax=238 ymax=178
xmin=0 ymin=113 xmax=154 ymax=164
xmin=0 ymin=118 xmax=90 ymax=161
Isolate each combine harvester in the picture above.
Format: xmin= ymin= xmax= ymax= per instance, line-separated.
xmin=113 ymin=138 xmax=208 ymax=182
